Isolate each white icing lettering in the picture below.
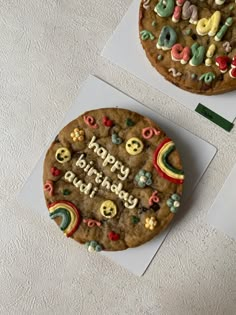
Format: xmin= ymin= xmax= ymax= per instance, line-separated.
xmin=73 ymin=177 xmax=82 ymax=188
xmin=76 ymin=154 xmax=86 ymax=168
xmin=101 ymin=176 xmax=111 ymax=190
xmin=97 ymin=147 xmax=107 ymax=158
xmin=64 ymin=171 xmax=75 ymax=182
xmin=118 ymin=166 xmax=130 ymax=181
xmin=88 ymin=136 xmax=99 ymax=152
xmin=102 ymin=153 xmax=116 ymax=167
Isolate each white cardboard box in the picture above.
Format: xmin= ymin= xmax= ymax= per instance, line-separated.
xmin=19 ymin=76 xmax=217 ymax=276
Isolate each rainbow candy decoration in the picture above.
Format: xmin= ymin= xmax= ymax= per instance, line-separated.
xmin=153 ymin=138 xmax=184 ymax=184
xmin=48 ymin=201 xmax=81 ymax=237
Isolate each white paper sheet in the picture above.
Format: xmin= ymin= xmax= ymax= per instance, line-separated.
xmin=208 ymin=163 xmax=236 ymax=241
xmin=102 ymin=0 xmax=236 ymax=122
xmin=19 ymin=76 xmax=217 ymax=276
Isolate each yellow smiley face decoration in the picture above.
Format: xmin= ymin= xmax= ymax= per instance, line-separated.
xmin=125 ymin=137 xmax=144 ymax=155
xmin=55 ymin=147 xmax=71 ymax=164
xmin=100 ymin=200 xmax=117 ymax=219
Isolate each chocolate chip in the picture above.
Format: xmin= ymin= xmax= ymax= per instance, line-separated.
xmin=54 ymin=135 xmax=60 ymax=143
xmin=151 ymin=203 xmax=160 ymax=212
xmin=191 ymin=34 xmax=197 ymax=40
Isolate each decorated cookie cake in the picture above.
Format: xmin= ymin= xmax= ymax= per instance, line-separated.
xmin=43 ymin=108 xmax=184 ymax=251
xmin=139 ymin=0 xmax=236 ymax=95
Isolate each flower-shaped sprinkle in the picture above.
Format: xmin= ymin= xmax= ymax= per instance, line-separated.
xmin=135 ymin=170 xmax=152 ymax=188
xmin=85 ymin=240 xmax=102 ymax=252
xmin=145 ymin=217 xmax=157 ymax=230
xmin=166 ymin=194 xmax=181 ymax=213
xmin=70 ymin=128 xmax=85 ymax=142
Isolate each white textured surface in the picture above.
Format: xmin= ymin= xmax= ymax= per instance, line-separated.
xmin=0 ymin=1 xmax=236 ymax=314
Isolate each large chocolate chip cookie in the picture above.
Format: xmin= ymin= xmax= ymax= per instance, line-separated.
xmin=139 ymin=0 xmax=236 ymax=95
xmin=43 ymin=108 xmax=184 ymax=251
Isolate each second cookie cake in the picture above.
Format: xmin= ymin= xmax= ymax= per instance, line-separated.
xmin=43 ymin=108 xmax=184 ymax=251
xmin=139 ymin=0 xmax=236 ymax=95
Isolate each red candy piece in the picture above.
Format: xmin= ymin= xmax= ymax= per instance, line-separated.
xmin=102 ymin=116 xmax=113 ymax=127
xmin=229 ymin=68 xmax=236 ymax=79
xmin=51 ymin=167 xmax=61 ymax=177
xmin=108 ymin=231 xmax=120 ymax=241
xmin=231 ymin=56 xmax=236 ymax=69
xmin=215 ymin=56 xmax=231 ymax=73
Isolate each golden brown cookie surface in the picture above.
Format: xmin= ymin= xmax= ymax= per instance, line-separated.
xmin=43 ymin=108 xmax=184 ymax=251
xmin=139 ymin=0 xmax=236 ymax=95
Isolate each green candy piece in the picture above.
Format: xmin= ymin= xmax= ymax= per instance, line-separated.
xmin=152 ymin=21 xmax=157 ymax=27
xmin=199 ymin=72 xmax=216 ymax=84
xmin=166 ymin=199 xmax=173 ymax=207
xmin=185 ymin=29 xmax=192 ymax=36
xmin=63 ymin=189 xmax=71 ymax=196
xmin=157 ymin=54 xmax=163 ymax=61
xmin=154 ymin=0 xmax=175 ymax=18
xmin=191 ymin=73 xmax=197 ymax=80
xmin=215 ymin=17 xmax=233 ymax=41
xmin=95 ymin=245 xmax=102 ymax=252
xmin=126 ymin=118 xmax=135 ymax=126
xmin=229 ymin=5 xmax=234 ymax=11
xmin=140 ymin=30 xmax=155 ymax=41
xmin=190 ymin=43 xmax=206 ymax=66
xmin=170 ymin=206 xmax=177 ymax=213
xmin=172 ymin=194 xmax=181 ymax=201
xmin=156 ymin=26 xmax=177 ymax=50
xmin=131 ymin=216 xmax=140 ymax=224
xmin=112 ymin=133 xmax=122 ymax=145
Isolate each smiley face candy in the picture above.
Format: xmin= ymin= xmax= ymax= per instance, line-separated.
xmin=43 ymin=108 xmax=184 ymax=251
xmin=100 ymin=200 xmax=117 ymax=219
xmin=125 ymin=137 xmax=144 ymax=155
xmin=55 ymin=147 xmax=71 ymax=163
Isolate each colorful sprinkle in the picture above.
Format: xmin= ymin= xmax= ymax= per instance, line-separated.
xmin=143 ymin=0 xmax=151 ymax=10
xmin=167 ymin=194 xmax=181 ymax=213
xmin=126 ymin=118 xmax=135 ymax=126
xmin=44 ymin=180 xmax=54 ymax=196
xmin=135 ymin=170 xmax=152 ymax=188
xmin=184 ymin=28 xmax=192 ymax=36
xmin=85 ymin=240 xmax=102 ymax=252
xmin=142 ymin=127 xmax=160 ymax=139
xmin=140 ymin=30 xmax=155 ymax=41
xmin=131 ymin=216 xmax=140 ymax=224
xmin=199 ymin=72 xmax=216 ymax=84
xmin=191 ymin=73 xmax=197 ymax=80
xmin=63 ymin=189 xmax=71 ymax=196
xmin=102 ymin=116 xmax=113 ymax=127
xmin=148 ymin=191 xmax=160 ymax=206
xmin=223 ymin=41 xmax=232 ymax=53
xmin=168 ymin=68 xmax=182 ymax=77
xmin=50 ymin=167 xmax=61 ymax=177
xmin=83 ymin=115 xmax=98 ymax=129
xmin=48 ymin=201 xmax=81 ymax=237
xmin=112 ymin=133 xmax=122 ymax=145
xmin=145 ymin=217 xmax=157 ymax=230
xmin=153 ymin=138 xmax=184 ymax=184
xmin=108 ymin=231 xmax=120 ymax=241
xmin=83 ymin=218 xmax=101 ymax=228
xmin=152 ymin=21 xmax=157 ymax=27
xmin=70 ymin=128 xmax=85 ymax=142
xmin=157 ymin=54 xmax=163 ymax=61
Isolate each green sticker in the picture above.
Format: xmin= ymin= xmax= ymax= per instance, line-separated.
xmin=195 ymin=104 xmax=234 ymax=132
